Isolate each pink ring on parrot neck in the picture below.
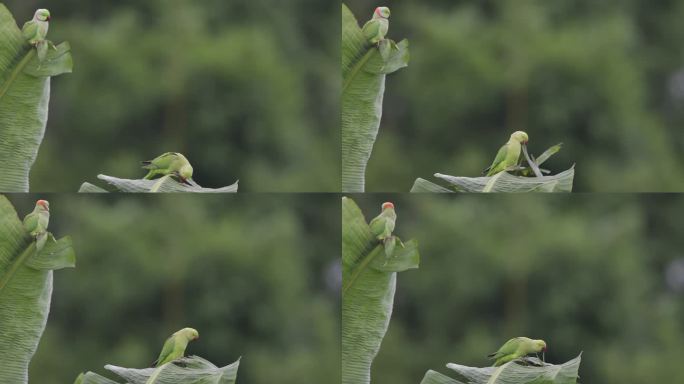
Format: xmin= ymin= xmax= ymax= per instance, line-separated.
xmin=375 ymin=7 xmax=383 ymax=17
xmin=382 ymin=202 xmax=394 ymax=210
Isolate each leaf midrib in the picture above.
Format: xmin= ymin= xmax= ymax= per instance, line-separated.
xmin=0 ymin=241 xmax=35 ymax=296
xmin=0 ymin=48 xmax=35 ymax=102
xmin=486 ymin=362 xmax=509 ymax=384
xmin=342 ymin=48 xmax=375 ymax=95
xmin=343 ymin=244 xmax=383 ymax=295
xmin=145 ymin=363 xmax=169 ymax=384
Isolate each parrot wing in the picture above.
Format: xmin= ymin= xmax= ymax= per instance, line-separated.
xmin=362 ymin=19 xmax=381 ymax=42
xmin=488 ymin=337 xmax=521 ymax=359
xmin=152 ymin=336 xmax=177 ymax=367
xmin=22 ymin=21 xmax=38 ymax=41
xmin=143 ymin=152 xmax=177 ymax=169
xmin=368 ymin=215 xmax=383 ymax=234
xmin=484 ymin=143 xmax=510 ymax=176
xmin=23 ymin=212 xmax=38 ymax=233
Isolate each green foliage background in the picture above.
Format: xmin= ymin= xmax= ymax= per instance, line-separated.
xmin=3 ymin=0 xmax=338 ymax=192
xmin=7 ymin=194 xmax=340 ymax=384
xmin=346 ymin=0 xmax=684 ymax=192
xmin=353 ymin=195 xmax=684 ymax=384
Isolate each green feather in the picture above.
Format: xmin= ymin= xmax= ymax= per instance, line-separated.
xmin=362 ymin=18 xmax=388 ymax=44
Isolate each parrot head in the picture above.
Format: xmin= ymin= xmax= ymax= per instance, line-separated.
xmin=35 ymin=9 xmax=50 ymax=22
xmin=374 ymin=7 xmax=391 ymax=19
xmin=534 ymin=339 xmax=547 ymax=352
xmin=511 ymin=131 xmax=529 ymax=145
xmin=176 ymin=164 xmax=194 ymax=184
xmin=381 ymin=202 xmax=394 ymax=211
xmin=36 ymin=200 xmax=50 ymax=212
xmin=177 ymin=327 xmax=200 ymax=341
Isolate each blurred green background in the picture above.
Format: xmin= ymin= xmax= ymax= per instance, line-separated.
xmin=7 ymin=194 xmax=340 ymax=384
xmin=3 ymin=0 xmax=339 ymax=192
xmin=352 ymin=195 xmax=684 ymax=384
xmin=346 ymin=0 xmax=684 ymax=192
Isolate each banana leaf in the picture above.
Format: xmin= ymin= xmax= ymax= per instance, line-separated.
xmin=0 ymin=4 xmax=73 ymax=192
xmin=0 ymin=195 xmax=76 ymax=383
xmin=76 ymin=356 xmax=240 ymax=384
xmin=342 ymin=4 xmax=409 ymax=192
xmin=342 ymin=197 xmax=419 ymax=384
xmin=79 ymin=175 xmax=238 ymax=193
xmin=420 ymin=355 xmax=582 ymax=384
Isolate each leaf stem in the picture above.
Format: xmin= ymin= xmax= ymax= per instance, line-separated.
xmin=483 ymin=172 xmax=505 ymax=193
xmin=343 ymin=244 xmax=383 ymax=295
xmin=486 ymin=361 xmax=510 ymax=384
xmin=522 ymin=145 xmax=544 ymax=178
xmin=145 ymin=363 xmax=169 ymax=384
xmin=0 ymin=48 xmax=35 ymax=102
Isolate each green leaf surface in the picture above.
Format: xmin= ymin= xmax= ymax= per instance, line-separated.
xmin=23 ymin=42 xmax=74 ymax=78
xmin=410 ymin=178 xmax=454 ymax=193
xmin=0 ymin=195 xmax=76 ymax=383
xmin=532 ymin=143 xmax=563 ymax=167
xmin=0 ymin=4 xmax=73 ymax=192
xmin=413 ymin=144 xmax=573 ymax=192
xmin=341 ymin=4 xmax=409 ymax=192
xmin=77 ymin=183 xmax=109 ymax=193
xmin=369 ymin=239 xmax=419 ymax=272
xmin=419 ymin=355 xmax=582 ymax=384
xmin=78 ymin=357 xmax=240 ymax=384
xmin=74 ymin=372 xmax=118 ymax=384
xmin=78 ymin=175 xmax=239 ymax=193
xmin=420 ymin=355 xmax=581 ymax=384
xmin=342 ymin=197 xmax=419 ymax=384
xmin=25 ymin=235 xmax=76 ymax=270
xmin=421 ymin=371 xmax=462 ymax=384
xmin=435 ymin=167 xmax=575 ymax=193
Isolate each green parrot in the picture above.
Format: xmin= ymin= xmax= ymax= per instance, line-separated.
xmin=23 ymin=199 xmax=50 ymax=251
xmin=369 ymin=202 xmax=400 ymax=256
xmin=488 ymin=337 xmax=547 ymax=367
xmin=484 ymin=131 xmax=529 ymax=176
xmin=152 ymin=328 xmax=200 ymax=367
xmin=22 ymin=9 xmax=51 ymax=62
xmin=141 ymin=152 xmax=194 ymax=185
xmin=362 ymin=6 xmax=390 ymax=45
